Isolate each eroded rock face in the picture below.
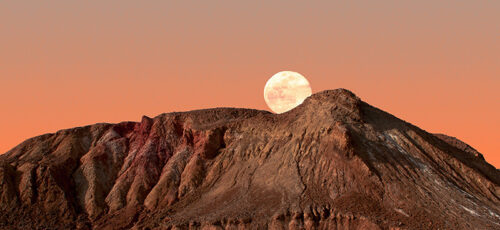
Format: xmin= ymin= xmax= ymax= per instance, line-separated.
xmin=0 ymin=89 xmax=499 ymax=230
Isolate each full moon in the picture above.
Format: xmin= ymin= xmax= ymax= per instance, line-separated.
xmin=264 ymin=71 xmax=312 ymax=114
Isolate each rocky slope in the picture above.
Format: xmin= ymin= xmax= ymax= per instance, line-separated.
xmin=0 ymin=89 xmax=498 ymax=230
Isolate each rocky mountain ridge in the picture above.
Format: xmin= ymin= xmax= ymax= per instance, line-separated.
xmin=0 ymin=89 xmax=498 ymax=229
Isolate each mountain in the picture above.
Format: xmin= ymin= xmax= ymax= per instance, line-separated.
xmin=0 ymin=89 xmax=498 ymax=230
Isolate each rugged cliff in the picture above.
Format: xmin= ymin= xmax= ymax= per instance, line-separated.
xmin=0 ymin=89 xmax=498 ymax=229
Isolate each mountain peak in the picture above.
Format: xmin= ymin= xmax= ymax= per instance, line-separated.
xmin=308 ymin=88 xmax=359 ymax=101
xmin=281 ymin=88 xmax=364 ymax=126
xmin=298 ymin=88 xmax=361 ymax=111
xmin=1 ymin=89 xmax=499 ymax=229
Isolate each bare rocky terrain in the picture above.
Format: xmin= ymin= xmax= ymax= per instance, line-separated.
xmin=0 ymin=89 xmax=498 ymax=229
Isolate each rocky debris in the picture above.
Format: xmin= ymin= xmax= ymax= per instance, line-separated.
xmin=434 ymin=133 xmax=484 ymax=160
xmin=0 ymin=89 xmax=499 ymax=230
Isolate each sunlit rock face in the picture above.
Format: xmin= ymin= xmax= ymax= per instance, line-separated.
xmin=0 ymin=89 xmax=499 ymax=229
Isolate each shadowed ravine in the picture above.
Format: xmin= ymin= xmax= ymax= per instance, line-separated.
xmin=0 ymin=89 xmax=499 ymax=229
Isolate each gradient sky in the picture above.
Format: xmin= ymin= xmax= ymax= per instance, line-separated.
xmin=1 ymin=1 xmax=499 ymax=167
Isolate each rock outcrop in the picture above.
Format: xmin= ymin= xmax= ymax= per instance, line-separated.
xmin=0 ymin=89 xmax=498 ymax=229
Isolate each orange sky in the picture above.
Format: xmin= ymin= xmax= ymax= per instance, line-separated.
xmin=1 ymin=1 xmax=499 ymax=167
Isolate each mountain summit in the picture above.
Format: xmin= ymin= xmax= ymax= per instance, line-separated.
xmin=0 ymin=89 xmax=498 ymax=229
